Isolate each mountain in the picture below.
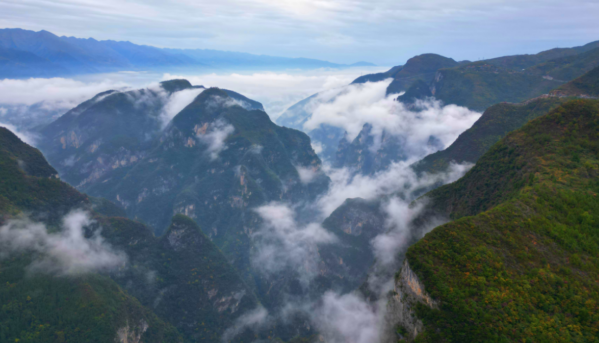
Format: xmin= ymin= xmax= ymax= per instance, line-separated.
xmin=0 ymin=127 xmax=183 ymax=342
xmin=352 ymin=65 xmax=403 ymax=84
xmin=277 ymin=54 xmax=458 ymax=165
xmin=102 ymin=214 xmax=260 ymax=342
xmin=552 ymin=65 xmax=599 ymax=97
xmin=0 ymin=28 xmax=368 ymax=78
xmin=280 ymin=40 xmax=599 ymax=178
xmin=332 ymin=123 xmax=438 ymax=176
xmin=415 ymin=65 xmax=599 ymax=176
xmin=350 ymin=61 xmax=377 ymax=67
xmin=526 ymin=47 xmax=599 ymax=81
xmin=352 ymin=54 xmax=462 ymax=96
xmin=483 ymin=40 xmax=599 ymax=71
xmin=40 ymin=79 xmax=196 ymax=188
xmin=1 ymin=122 xmax=266 ymax=342
xmin=390 ymin=99 xmax=599 ymax=342
xmin=396 ymin=79 xmax=433 ymax=106
xmin=384 ymin=54 xmax=462 ymax=95
xmin=412 ymin=97 xmax=567 ymax=175
xmin=431 ymin=47 xmax=599 ymax=111
xmin=38 ymin=84 xmax=330 ymax=316
xmin=430 ymin=61 xmax=564 ymax=111
xmin=317 ymin=198 xmax=387 ymax=291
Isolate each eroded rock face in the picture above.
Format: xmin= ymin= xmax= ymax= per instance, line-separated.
xmin=115 ymin=320 xmax=149 ymax=343
xmin=381 ymin=260 xmax=438 ymax=342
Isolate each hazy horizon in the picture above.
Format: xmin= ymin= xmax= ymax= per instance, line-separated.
xmin=1 ymin=0 xmax=598 ymax=65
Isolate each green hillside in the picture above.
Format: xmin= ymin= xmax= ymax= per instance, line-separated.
xmin=527 ymin=47 xmax=599 ymax=81
xmin=407 ymin=99 xmax=599 ymax=342
xmin=415 ymin=64 xmax=599 ymax=176
xmin=0 ymin=125 xmax=261 ymax=342
xmin=413 ymin=97 xmax=567 ymax=175
xmin=386 ymin=54 xmax=460 ymax=95
xmin=484 ymin=40 xmax=599 ymax=71
xmin=432 ymin=45 xmax=599 ymax=112
xmin=0 ymin=127 xmax=183 ymax=343
xmin=431 ymin=62 xmax=563 ymax=111
xmin=553 ymin=66 xmax=599 ymax=98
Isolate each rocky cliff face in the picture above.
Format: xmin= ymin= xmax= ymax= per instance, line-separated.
xmin=382 ymin=260 xmax=438 ymax=342
xmin=116 ymin=320 xmax=150 ymax=343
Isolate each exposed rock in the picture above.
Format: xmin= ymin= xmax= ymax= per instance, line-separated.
xmin=115 ymin=320 xmax=149 ymax=343
xmin=381 ymin=260 xmax=438 ymax=342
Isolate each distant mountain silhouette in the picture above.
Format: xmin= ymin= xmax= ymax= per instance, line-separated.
xmin=0 ymin=28 xmax=373 ymax=78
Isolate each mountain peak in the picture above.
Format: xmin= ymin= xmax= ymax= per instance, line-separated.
xmin=159 ymin=79 xmax=192 ymax=93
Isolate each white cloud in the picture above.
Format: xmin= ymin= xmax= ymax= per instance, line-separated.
xmin=303 ymin=80 xmax=481 ymax=155
xmin=197 ymin=119 xmax=235 ymax=160
xmin=0 ymin=210 xmax=127 ymax=276
xmin=0 ymin=122 xmax=38 ymax=146
xmin=160 ymin=87 xmax=205 ymax=127
xmin=252 ymin=203 xmax=337 ymax=281
xmin=295 ymin=165 xmax=319 ymax=184
xmin=163 ymin=68 xmax=385 ymax=120
xmin=316 ymin=160 xmax=472 ymax=219
xmin=315 ymin=291 xmax=384 ymax=343
xmin=0 ymin=77 xmax=129 ymax=110
xmin=311 ymin=141 xmax=323 ymax=154
xmin=222 ymin=306 xmax=270 ymax=342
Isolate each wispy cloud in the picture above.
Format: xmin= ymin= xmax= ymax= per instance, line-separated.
xmin=163 ymin=68 xmax=383 ymax=120
xmin=252 ymin=203 xmax=337 ymax=281
xmin=0 ymin=210 xmax=127 ymax=276
xmin=0 ymin=122 xmax=38 ymax=146
xmin=197 ymin=118 xmax=235 ymax=160
xmin=303 ymin=80 xmax=481 ymax=157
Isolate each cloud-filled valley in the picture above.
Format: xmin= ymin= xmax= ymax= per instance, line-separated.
xmin=2 ymin=26 xmax=597 ymax=341
xmin=0 ymin=72 xmax=479 ymax=342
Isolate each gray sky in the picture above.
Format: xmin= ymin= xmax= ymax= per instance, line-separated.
xmin=0 ymin=0 xmax=598 ymax=65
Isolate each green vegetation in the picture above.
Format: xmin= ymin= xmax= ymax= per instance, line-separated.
xmin=0 ymin=271 xmax=182 ymax=343
xmin=407 ymin=100 xmax=599 ymax=342
xmin=0 ymin=126 xmax=263 ymax=342
xmin=101 ymin=214 xmax=261 ymax=342
xmin=484 ymin=41 xmax=599 ymax=71
xmin=386 ymin=54 xmax=459 ymax=95
xmin=527 ymin=48 xmax=599 ymax=82
xmin=413 ymin=97 xmax=567 ymax=175
xmin=318 ymin=198 xmax=387 ymax=291
xmin=396 ymin=79 xmax=433 ymax=105
xmin=554 ymin=66 xmax=599 ymax=98
xmin=60 ymin=87 xmax=328 ymax=312
xmin=432 ymin=63 xmax=563 ymax=111
xmin=0 ymin=128 xmax=183 ymax=342
xmin=432 ymin=43 xmax=599 ymax=111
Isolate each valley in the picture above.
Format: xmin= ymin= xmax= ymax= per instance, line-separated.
xmin=1 ymin=29 xmax=599 ymax=343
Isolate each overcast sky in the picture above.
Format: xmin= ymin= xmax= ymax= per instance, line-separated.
xmin=0 ymin=0 xmax=597 ymax=65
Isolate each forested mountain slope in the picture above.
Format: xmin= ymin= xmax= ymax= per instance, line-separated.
xmin=415 ymin=65 xmax=599 ymax=175
xmin=405 ymin=99 xmax=599 ymax=342
xmin=0 ymin=127 xmax=183 ymax=343
xmin=0 ymin=127 xmax=261 ymax=343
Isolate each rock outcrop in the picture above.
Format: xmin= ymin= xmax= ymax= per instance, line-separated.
xmin=382 ymin=260 xmax=438 ymax=342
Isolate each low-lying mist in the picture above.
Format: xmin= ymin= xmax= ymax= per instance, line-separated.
xmin=0 ymin=210 xmax=126 ymax=276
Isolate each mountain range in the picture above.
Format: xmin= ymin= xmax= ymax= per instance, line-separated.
xmin=277 ymin=39 xmax=599 ymax=176
xmin=0 ymin=28 xmax=374 ymax=79
xmin=2 ymin=35 xmax=599 ymax=343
